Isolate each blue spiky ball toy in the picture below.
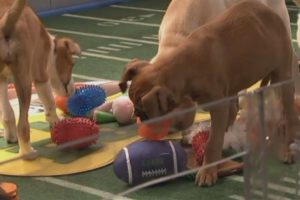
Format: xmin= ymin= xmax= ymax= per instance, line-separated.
xmin=68 ymin=85 xmax=106 ymax=117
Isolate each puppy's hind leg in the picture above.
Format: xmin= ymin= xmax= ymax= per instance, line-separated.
xmin=11 ymin=62 xmax=37 ymax=159
xmin=271 ymin=73 xmax=300 ymax=163
xmin=280 ymin=83 xmax=299 ymax=163
xmin=0 ymin=75 xmax=18 ymax=143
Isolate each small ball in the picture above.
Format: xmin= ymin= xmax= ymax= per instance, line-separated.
xmin=51 ymin=117 xmax=99 ymax=149
xmin=55 ymin=96 xmax=69 ymax=114
xmin=68 ymin=85 xmax=107 ymax=117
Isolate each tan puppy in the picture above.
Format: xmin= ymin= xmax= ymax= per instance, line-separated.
xmin=0 ymin=0 xmax=81 ymax=158
xmin=151 ymin=0 xmax=293 ymax=63
xmin=119 ymin=0 xmax=300 ymax=186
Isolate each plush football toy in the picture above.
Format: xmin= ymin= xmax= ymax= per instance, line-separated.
xmin=51 ymin=117 xmax=99 ymax=149
xmin=114 ymin=140 xmax=187 ymax=185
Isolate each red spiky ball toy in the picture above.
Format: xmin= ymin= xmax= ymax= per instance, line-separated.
xmin=192 ymin=129 xmax=209 ymax=165
xmin=51 ymin=117 xmax=99 ymax=149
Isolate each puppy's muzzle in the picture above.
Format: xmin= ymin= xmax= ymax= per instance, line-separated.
xmin=134 ymin=107 xmax=148 ymax=121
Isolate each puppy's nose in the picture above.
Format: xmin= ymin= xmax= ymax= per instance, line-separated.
xmin=64 ymin=83 xmax=69 ymax=95
xmin=139 ymin=114 xmax=148 ymax=121
xmin=134 ymin=109 xmax=148 ymax=121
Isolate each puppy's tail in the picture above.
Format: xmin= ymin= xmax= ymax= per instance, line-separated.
xmin=0 ymin=0 xmax=26 ymax=37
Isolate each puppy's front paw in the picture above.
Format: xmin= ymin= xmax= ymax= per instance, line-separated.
xmin=46 ymin=113 xmax=60 ymax=126
xmin=19 ymin=146 xmax=38 ymax=160
xmin=195 ymin=166 xmax=218 ymax=186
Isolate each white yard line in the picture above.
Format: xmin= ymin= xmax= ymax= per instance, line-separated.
xmin=34 ymin=177 xmax=133 ymax=200
xmin=120 ymin=41 xmax=143 ymax=46
xmin=142 ymin=36 xmax=158 ymax=40
xmin=291 ymin=22 xmax=297 ymax=26
xmin=87 ymin=48 xmax=109 ymax=54
xmin=228 ymin=195 xmax=245 ymax=200
xmin=287 ymin=6 xmax=300 ymax=12
xmin=282 ymin=177 xmax=300 ymax=185
xmin=63 ymin=14 xmax=160 ymax=27
xmin=110 ymin=5 xmax=165 ymax=13
xmin=109 ymin=44 xmax=132 ymax=49
xmin=251 ymin=189 xmax=291 ymax=200
xmin=47 ymin=28 xmax=158 ymax=45
xmin=229 ymin=175 xmax=300 ymax=196
xmin=72 ymin=74 xmax=111 ymax=81
xmin=97 ymin=46 xmax=120 ymax=51
xmin=81 ymin=51 xmax=131 ymax=62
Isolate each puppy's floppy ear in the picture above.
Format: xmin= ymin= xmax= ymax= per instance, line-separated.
xmin=141 ymin=86 xmax=176 ymax=118
xmin=55 ymin=37 xmax=81 ymax=55
xmin=119 ymin=58 xmax=149 ymax=93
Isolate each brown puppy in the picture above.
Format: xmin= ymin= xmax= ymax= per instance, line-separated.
xmin=0 ymin=0 xmax=81 ymax=158
xmin=119 ymin=0 xmax=300 ymax=186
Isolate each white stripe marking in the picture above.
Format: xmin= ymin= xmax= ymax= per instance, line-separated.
xmin=48 ymin=28 xmax=159 ymax=45
xmin=252 ymin=189 xmax=292 ymax=200
xmin=142 ymin=36 xmax=158 ymax=40
xmin=72 ymin=55 xmax=87 ymax=59
xmin=110 ymin=5 xmax=165 ymax=13
xmin=34 ymin=177 xmax=133 ymax=200
xmin=169 ymin=141 xmax=178 ymax=174
xmin=291 ymin=22 xmax=297 ymax=26
xmin=229 ymin=175 xmax=300 ymax=196
xmin=81 ymin=51 xmax=131 ymax=62
xmin=120 ymin=41 xmax=143 ymax=46
xmin=282 ymin=177 xmax=300 ymax=185
xmin=72 ymin=74 xmax=105 ymax=81
xmin=64 ymin=14 xmax=160 ymax=27
xmin=228 ymin=195 xmax=244 ymax=200
xmin=287 ymin=6 xmax=300 ymax=12
xmin=124 ymin=147 xmax=133 ymax=185
xmin=87 ymin=48 xmax=109 ymax=54
xmin=97 ymin=46 xmax=120 ymax=51
xmin=109 ymin=44 xmax=132 ymax=49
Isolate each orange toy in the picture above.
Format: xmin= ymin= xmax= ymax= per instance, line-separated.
xmin=0 ymin=182 xmax=19 ymax=200
xmin=137 ymin=118 xmax=172 ymax=140
xmin=55 ymin=95 xmax=69 ymax=114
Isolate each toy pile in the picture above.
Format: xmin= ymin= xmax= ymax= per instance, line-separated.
xmin=53 ymin=83 xmax=137 ymax=150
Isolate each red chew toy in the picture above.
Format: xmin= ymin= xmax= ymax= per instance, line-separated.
xmin=55 ymin=96 xmax=69 ymax=114
xmin=51 ymin=117 xmax=99 ymax=149
xmin=137 ymin=118 xmax=172 ymax=140
xmin=192 ymin=130 xmax=209 ymax=165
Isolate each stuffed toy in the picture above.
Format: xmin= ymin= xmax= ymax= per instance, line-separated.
xmin=95 ymin=96 xmax=135 ymax=125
